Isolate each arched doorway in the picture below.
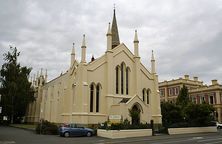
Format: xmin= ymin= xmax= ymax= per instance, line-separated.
xmin=129 ymin=104 xmax=141 ymax=125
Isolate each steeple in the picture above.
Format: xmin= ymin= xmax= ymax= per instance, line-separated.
xmin=111 ymin=8 xmax=120 ymax=48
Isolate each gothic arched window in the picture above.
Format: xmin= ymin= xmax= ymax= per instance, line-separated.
xmin=90 ymin=84 xmax=94 ymax=112
xmin=126 ymin=67 xmax=129 ymax=95
xmin=142 ymin=89 xmax=145 ymax=101
xmin=147 ymin=89 xmax=150 ymax=104
xmin=116 ymin=66 xmax=119 ymax=94
xmin=115 ymin=62 xmax=130 ymax=95
xmin=96 ymin=84 xmax=100 ymax=112
xmin=121 ymin=63 xmax=124 ymax=94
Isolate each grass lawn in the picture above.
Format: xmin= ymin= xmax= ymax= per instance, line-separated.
xmin=10 ymin=124 xmax=36 ymax=130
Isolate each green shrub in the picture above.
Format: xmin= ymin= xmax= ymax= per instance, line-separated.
xmin=99 ymin=119 xmax=151 ymax=130
xmin=156 ymin=127 xmax=169 ymax=134
xmin=35 ymin=120 xmax=58 ymax=135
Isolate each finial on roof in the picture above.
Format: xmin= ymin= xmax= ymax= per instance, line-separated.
xmin=81 ymin=34 xmax=86 ymax=48
xmin=91 ymin=55 xmax=95 ymax=62
xmin=107 ymin=22 xmax=112 ymax=35
xmin=37 ymin=71 xmax=39 ymax=78
xmin=151 ymin=50 xmax=155 ymax=61
xmin=40 ymin=68 xmax=43 ymax=76
xmin=134 ymin=30 xmax=139 ymax=43
xmin=151 ymin=50 xmax=156 ymax=74
xmin=81 ymin=34 xmax=87 ymax=63
xmin=72 ymin=43 xmax=75 ymax=54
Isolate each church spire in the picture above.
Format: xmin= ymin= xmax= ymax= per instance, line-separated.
xmin=111 ymin=8 xmax=120 ymax=49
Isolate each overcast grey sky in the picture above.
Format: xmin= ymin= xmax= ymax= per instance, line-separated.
xmin=0 ymin=0 xmax=222 ymax=84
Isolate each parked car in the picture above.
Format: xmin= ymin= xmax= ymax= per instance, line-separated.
xmin=59 ymin=123 xmax=94 ymax=137
xmin=217 ymin=122 xmax=222 ymax=129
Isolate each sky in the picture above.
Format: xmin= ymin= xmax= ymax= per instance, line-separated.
xmin=0 ymin=0 xmax=222 ymax=84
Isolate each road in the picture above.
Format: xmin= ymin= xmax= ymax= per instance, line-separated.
xmin=0 ymin=126 xmax=222 ymax=144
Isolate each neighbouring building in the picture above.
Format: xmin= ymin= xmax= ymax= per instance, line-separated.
xmin=159 ymin=75 xmax=203 ymax=103
xmin=26 ymin=9 xmax=162 ymax=125
xmin=189 ymin=80 xmax=222 ymax=123
xmin=159 ymin=75 xmax=222 ymax=122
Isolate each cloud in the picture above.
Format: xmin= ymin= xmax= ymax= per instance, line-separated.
xmin=0 ymin=0 xmax=222 ymax=85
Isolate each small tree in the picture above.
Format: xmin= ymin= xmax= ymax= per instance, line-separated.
xmin=184 ymin=103 xmax=214 ymax=126
xmin=0 ymin=46 xmax=34 ymax=123
xmin=161 ymin=102 xmax=183 ymax=127
xmin=129 ymin=107 xmax=141 ymax=125
xmin=176 ymin=85 xmax=190 ymax=108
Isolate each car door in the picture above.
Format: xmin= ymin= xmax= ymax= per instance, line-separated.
xmin=70 ymin=124 xmax=79 ymax=136
xmin=76 ymin=125 xmax=86 ymax=136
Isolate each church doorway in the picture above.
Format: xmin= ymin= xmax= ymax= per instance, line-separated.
xmin=129 ymin=104 xmax=141 ymax=125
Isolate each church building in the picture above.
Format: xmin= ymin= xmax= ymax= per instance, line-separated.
xmin=26 ymin=9 xmax=162 ymax=125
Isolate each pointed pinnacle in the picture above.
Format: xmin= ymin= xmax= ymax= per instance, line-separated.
xmin=134 ymin=30 xmax=139 ymax=43
xmin=107 ymin=22 xmax=112 ymax=35
xmin=72 ymin=43 xmax=75 ymax=54
xmin=81 ymin=34 xmax=86 ymax=48
xmin=45 ymin=69 xmax=47 ymax=76
xmin=151 ymin=50 xmax=155 ymax=61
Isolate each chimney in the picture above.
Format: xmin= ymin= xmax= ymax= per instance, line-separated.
xmin=184 ymin=75 xmax=189 ymax=80
xmin=212 ymin=79 xmax=218 ymax=85
xmin=193 ymin=76 xmax=198 ymax=81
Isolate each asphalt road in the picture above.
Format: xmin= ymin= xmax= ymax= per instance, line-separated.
xmin=0 ymin=126 xmax=222 ymax=144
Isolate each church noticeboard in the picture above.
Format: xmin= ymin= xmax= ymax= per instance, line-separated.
xmin=109 ymin=115 xmax=121 ymax=123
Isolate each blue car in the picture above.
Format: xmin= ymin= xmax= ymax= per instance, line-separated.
xmin=59 ymin=124 xmax=94 ymax=137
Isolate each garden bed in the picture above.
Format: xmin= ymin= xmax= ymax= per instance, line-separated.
xmin=168 ymin=126 xmax=217 ymax=135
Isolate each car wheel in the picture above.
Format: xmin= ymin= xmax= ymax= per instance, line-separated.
xmin=64 ymin=132 xmax=70 ymax=137
xmin=86 ymin=132 xmax=92 ymax=137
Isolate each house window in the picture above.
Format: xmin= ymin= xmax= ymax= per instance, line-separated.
xmin=90 ymin=84 xmax=94 ymax=112
xmin=175 ymin=87 xmax=179 ymax=95
xmin=96 ymin=84 xmax=100 ymax=112
xmin=168 ymin=88 xmax=172 ymax=96
xmin=200 ymin=96 xmax=205 ymax=104
xmin=191 ymin=96 xmax=197 ymax=104
xmin=160 ymin=89 xmax=164 ymax=97
xmin=209 ymin=96 xmax=214 ymax=104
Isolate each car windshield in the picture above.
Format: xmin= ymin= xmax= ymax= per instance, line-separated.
xmin=76 ymin=124 xmax=84 ymax=128
xmin=60 ymin=123 xmax=85 ymax=128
